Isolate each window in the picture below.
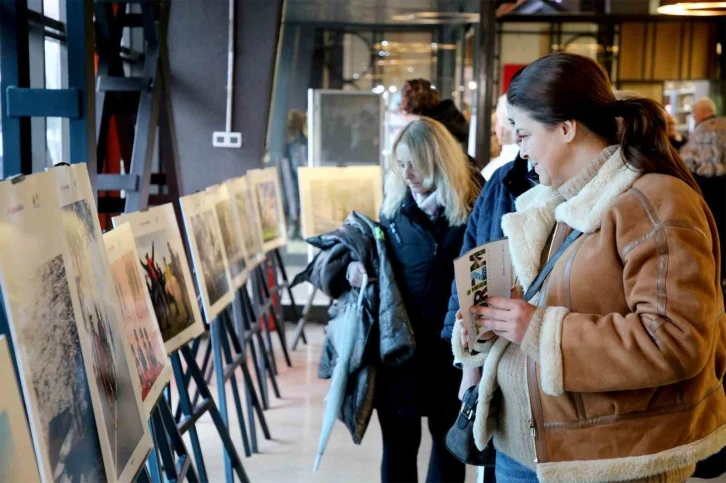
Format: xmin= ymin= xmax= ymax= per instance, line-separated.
xmin=42 ymin=0 xmax=61 ymax=22
xmin=44 ymin=37 xmax=64 ymax=165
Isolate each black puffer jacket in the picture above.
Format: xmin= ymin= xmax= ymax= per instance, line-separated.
xmin=377 ymin=179 xmax=482 ymax=417
xmin=291 ymin=212 xmax=415 ymax=443
xmin=422 ymin=99 xmax=470 ymax=146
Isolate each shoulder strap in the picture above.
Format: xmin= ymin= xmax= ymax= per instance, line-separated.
xmin=523 ymin=229 xmax=583 ymax=302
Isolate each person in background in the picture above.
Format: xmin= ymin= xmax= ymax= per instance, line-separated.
xmin=482 ymin=94 xmax=521 ymax=181
xmin=490 ymin=111 xmax=502 ymax=160
xmin=400 ymin=79 xmax=472 ymax=153
xmin=350 ymin=117 xmax=482 ymax=483
xmin=681 ymin=96 xmax=726 ymax=285
xmin=454 ymin=52 xmax=725 ymax=483
xmin=443 ymin=83 xmax=537 ymax=483
xmin=281 ymin=109 xmax=307 ymax=238
xmin=667 ymin=113 xmax=687 ymax=150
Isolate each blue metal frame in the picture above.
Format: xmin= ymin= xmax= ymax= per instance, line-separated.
xmin=0 ymin=0 xmax=33 ymax=178
xmin=6 ymin=87 xmax=81 ymax=118
xmin=1 ymin=0 xmax=96 ymax=183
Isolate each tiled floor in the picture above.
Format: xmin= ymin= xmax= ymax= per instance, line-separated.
xmin=183 ymin=322 xmax=726 ymax=483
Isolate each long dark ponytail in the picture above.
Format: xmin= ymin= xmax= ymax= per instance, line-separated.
xmin=507 ymin=53 xmax=701 ymax=194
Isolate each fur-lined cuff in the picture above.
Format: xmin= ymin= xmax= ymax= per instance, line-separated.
xmin=520 ymin=306 xmax=546 ymax=362
xmin=452 ymin=321 xmax=495 ymax=368
xmin=539 ymin=306 xmax=570 ymax=397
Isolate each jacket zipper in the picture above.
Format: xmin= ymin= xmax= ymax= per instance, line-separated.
xmin=524 ymin=360 xmax=540 ymax=464
xmin=389 ymin=222 xmax=403 ymax=244
xmin=526 ymin=356 xmax=548 ymax=463
xmin=433 ymin=243 xmax=438 ymax=257
xmin=523 ymin=223 xmax=562 ymax=465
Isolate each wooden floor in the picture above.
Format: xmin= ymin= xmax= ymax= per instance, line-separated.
xmin=183 ymin=323 xmax=725 ymax=483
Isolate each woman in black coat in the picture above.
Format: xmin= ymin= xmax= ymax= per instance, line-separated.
xmin=347 ymin=118 xmax=482 ymax=483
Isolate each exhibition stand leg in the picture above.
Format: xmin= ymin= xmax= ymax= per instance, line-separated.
xmin=253 ymin=263 xmax=292 ymax=368
xmin=170 ymin=343 xmax=249 ymax=483
xmin=240 ymin=284 xmax=281 ymax=407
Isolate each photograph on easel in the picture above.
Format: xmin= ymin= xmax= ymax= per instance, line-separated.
xmin=55 ymin=164 xmax=151 ymax=483
xmin=226 ymin=175 xmax=265 ymax=268
xmin=209 ymin=183 xmax=248 ymax=289
xmin=257 ymin=181 xmax=282 ymax=243
xmin=0 ymin=336 xmax=41 ymax=482
xmin=180 ymin=190 xmax=235 ymax=321
xmin=104 ymin=223 xmax=172 ymax=416
xmin=0 ymin=170 xmax=108 ymax=483
xmin=113 ymin=204 xmax=205 ymax=354
xmin=298 ymin=166 xmax=383 ymax=238
xmin=247 ymin=167 xmax=287 ymax=252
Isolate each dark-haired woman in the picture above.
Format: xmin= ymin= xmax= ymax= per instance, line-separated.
xmin=452 ymin=52 xmax=726 ymax=483
xmin=401 ymin=79 xmax=471 ymax=150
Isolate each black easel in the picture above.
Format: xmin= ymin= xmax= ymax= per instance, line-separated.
xmin=169 ymin=344 xmax=250 ymax=483
xmin=172 ymin=291 xmax=274 ymax=452
xmin=251 ymin=258 xmax=292 ymax=369
xmin=216 ymin=305 xmax=272 ymax=454
xmin=143 ymin=394 xmax=200 ymax=483
xmin=271 ymin=248 xmax=306 ymax=347
xmin=239 ymin=281 xmax=282 ymax=409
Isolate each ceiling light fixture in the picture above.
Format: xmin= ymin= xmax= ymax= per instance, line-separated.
xmin=391 ymin=11 xmax=480 ymax=24
xmin=657 ymin=1 xmax=726 ymax=15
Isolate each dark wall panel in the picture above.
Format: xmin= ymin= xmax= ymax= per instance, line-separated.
xmin=168 ymin=0 xmax=283 ymax=194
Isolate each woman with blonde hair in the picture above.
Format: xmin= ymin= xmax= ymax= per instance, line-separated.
xmin=349 ymin=117 xmax=482 ymax=482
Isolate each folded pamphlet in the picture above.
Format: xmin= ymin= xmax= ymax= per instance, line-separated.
xmin=454 ymin=238 xmax=513 ymax=353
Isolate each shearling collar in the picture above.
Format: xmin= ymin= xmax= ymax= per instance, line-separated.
xmin=501 ymin=148 xmax=641 ymax=291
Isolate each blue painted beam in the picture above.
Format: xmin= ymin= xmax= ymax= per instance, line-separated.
xmin=6 ymin=87 xmax=82 ymax=118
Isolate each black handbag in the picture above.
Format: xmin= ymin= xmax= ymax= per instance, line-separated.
xmin=445 ymin=385 xmax=496 ymax=466
xmin=444 ymin=229 xmax=583 ymax=467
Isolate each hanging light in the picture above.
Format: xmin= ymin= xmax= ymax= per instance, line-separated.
xmin=657 ymin=1 xmax=726 ymax=15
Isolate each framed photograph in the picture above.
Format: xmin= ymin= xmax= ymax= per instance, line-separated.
xmin=247 ymin=167 xmax=287 ymax=252
xmin=104 ymin=223 xmax=173 ymax=416
xmin=226 ymin=175 xmax=265 ymax=268
xmin=180 ymin=190 xmax=235 ymax=321
xmin=207 ymin=183 xmax=249 ymax=289
xmin=308 ymin=89 xmax=384 ymax=167
xmin=298 ymin=166 xmax=384 ymax=238
xmin=0 ymin=170 xmax=110 ymax=482
xmin=0 ymin=336 xmax=41 ymax=482
xmin=113 ymin=204 xmax=206 ymax=354
xmin=54 ymin=164 xmax=151 ymax=483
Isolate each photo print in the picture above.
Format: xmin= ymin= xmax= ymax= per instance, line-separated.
xmin=298 ymin=166 xmax=383 ymax=238
xmin=113 ymin=204 xmax=205 ymax=354
xmin=104 ymin=223 xmax=172 ymax=415
xmin=210 ymin=184 xmax=248 ymax=288
xmin=180 ymin=191 xmax=234 ymax=321
xmin=226 ymin=176 xmax=265 ymax=268
xmin=247 ymin=168 xmax=287 ymax=252
xmin=0 ymin=337 xmax=43 ymax=482
xmin=0 ymin=170 xmax=108 ymax=482
xmin=256 ymin=181 xmax=281 ymax=243
xmin=56 ymin=164 xmax=150 ymax=483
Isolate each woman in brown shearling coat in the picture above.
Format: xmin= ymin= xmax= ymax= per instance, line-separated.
xmin=453 ymin=53 xmax=726 ymax=483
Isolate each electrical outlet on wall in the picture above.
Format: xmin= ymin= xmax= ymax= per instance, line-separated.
xmin=212 ymin=131 xmax=243 ymax=148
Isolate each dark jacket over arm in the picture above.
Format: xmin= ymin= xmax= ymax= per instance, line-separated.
xmin=291 ymin=212 xmax=415 ymax=443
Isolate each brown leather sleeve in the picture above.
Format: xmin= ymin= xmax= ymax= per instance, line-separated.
xmin=558 ymin=184 xmax=722 ymax=393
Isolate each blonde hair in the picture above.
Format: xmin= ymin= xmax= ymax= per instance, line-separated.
xmin=381 ymin=118 xmax=479 ymax=226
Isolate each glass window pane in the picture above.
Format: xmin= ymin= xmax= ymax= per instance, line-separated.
xmin=43 ymin=0 xmax=61 ymax=21
xmin=44 ymin=38 xmax=63 ymax=165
